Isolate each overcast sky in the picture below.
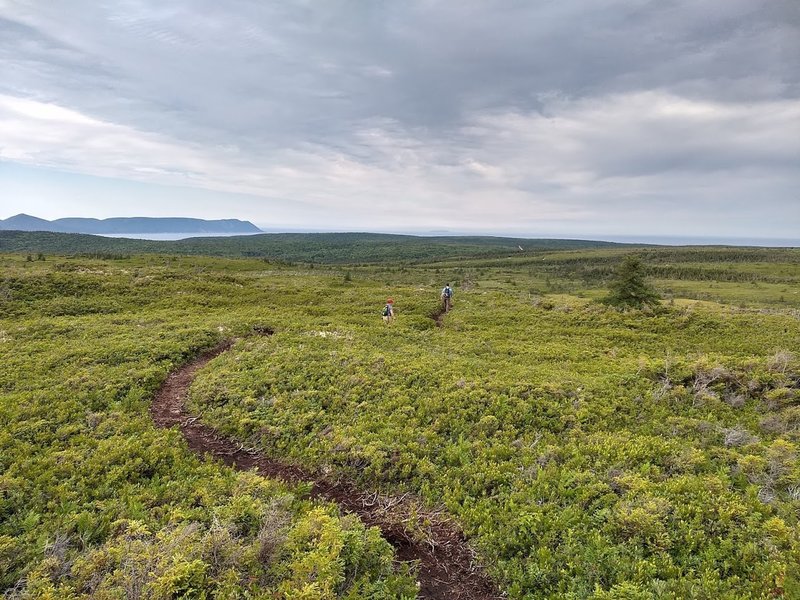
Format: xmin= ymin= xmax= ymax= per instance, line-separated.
xmin=1 ymin=0 xmax=798 ymax=239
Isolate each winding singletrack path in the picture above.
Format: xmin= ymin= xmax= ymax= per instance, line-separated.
xmin=151 ymin=339 xmax=500 ymax=600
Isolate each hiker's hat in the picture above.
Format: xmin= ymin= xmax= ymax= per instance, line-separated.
xmin=386 ymin=298 xmax=394 ymax=304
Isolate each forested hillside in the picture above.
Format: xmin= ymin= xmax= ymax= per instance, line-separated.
xmin=0 ymin=230 xmax=623 ymax=263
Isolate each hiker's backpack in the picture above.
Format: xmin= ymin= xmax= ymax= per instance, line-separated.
xmin=443 ymin=287 xmax=452 ymax=298
xmin=383 ymin=305 xmax=391 ymax=316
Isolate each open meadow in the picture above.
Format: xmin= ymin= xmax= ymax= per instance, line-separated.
xmin=1 ymin=239 xmax=799 ymax=599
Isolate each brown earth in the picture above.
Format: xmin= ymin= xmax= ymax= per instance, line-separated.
xmin=431 ymin=304 xmax=448 ymax=327
xmin=151 ymin=339 xmax=501 ymax=600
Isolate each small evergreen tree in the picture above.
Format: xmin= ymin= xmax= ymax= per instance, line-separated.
xmin=604 ymin=255 xmax=660 ymax=309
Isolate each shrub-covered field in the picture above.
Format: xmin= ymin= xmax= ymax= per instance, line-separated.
xmin=0 ymin=255 xmax=417 ymax=599
xmin=1 ymin=247 xmax=799 ymax=598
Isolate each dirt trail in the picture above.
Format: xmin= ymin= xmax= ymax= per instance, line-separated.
xmin=431 ymin=303 xmax=448 ymax=327
xmin=151 ymin=340 xmax=500 ymax=600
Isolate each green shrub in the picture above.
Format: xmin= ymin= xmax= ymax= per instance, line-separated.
xmin=603 ymin=256 xmax=660 ymax=309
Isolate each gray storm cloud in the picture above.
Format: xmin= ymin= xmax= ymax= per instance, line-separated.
xmin=0 ymin=0 xmax=798 ymax=236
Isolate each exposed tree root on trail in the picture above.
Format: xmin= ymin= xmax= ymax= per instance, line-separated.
xmin=151 ymin=340 xmax=500 ymax=600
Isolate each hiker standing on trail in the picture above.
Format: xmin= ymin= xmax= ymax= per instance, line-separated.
xmin=441 ymin=284 xmax=453 ymax=313
xmin=382 ymin=298 xmax=395 ymax=323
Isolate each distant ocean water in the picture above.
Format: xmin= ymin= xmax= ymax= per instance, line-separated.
xmin=98 ymin=232 xmax=264 ymax=241
xmin=597 ymin=235 xmax=800 ymax=247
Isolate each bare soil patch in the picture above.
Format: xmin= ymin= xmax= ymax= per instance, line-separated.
xmin=431 ymin=304 xmax=448 ymax=328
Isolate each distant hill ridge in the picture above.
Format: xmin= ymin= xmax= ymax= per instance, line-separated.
xmin=0 ymin=214 xmax=261 ymax=234
xmin=0 ymin=229 xmax=630 ymax=264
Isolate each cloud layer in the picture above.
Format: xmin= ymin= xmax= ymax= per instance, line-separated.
xmin=1 ymin=0 xmax=798 ymax=236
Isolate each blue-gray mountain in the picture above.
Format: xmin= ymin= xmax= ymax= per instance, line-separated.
xmin=0 ymin=214 xmax=261 ymax=234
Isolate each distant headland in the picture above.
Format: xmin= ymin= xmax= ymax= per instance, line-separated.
xmin=0 ymin=214 xmax=262 ymax=235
